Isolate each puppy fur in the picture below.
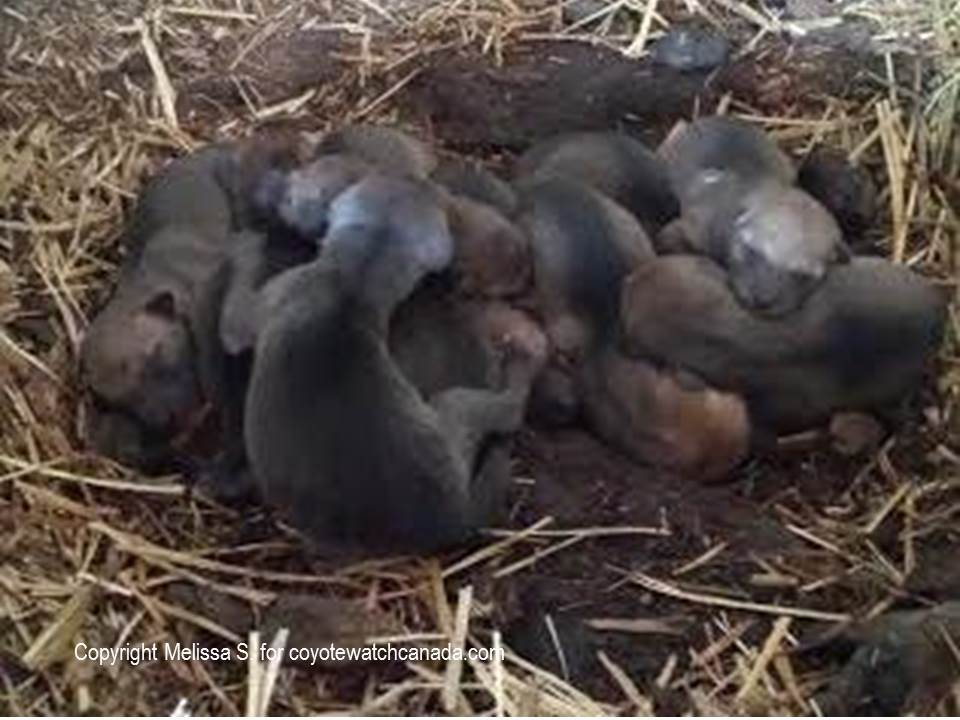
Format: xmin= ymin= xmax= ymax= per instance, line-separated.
xmin=515 ymin=131 xmax=679 ymax=234
xmin=81 ymin=138 xmax=303 ymax=469
xmin=234 ymin=176 xmax=546 ymax=553
xmin=518 ymin=177 xmax=750 ymax=481
xmin=621 ymin=254 xmax=947 ymax=431
xmin=657 ymin=115 xmax=846 ymax=316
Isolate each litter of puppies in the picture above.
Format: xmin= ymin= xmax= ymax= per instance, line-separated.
xmin=80 ymin=119 xmax=947 ymax=556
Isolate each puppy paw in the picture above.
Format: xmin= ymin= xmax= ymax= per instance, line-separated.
xmin=498 ymin=316 xmax=549 ymax=376
xmin=190 ymin=455 xmax=260 ymax=506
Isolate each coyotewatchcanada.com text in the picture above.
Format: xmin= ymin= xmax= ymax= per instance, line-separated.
xmin=75 ymin=642 xmax=504 ymax=667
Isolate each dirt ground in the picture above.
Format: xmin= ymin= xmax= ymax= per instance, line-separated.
xmin=1 ymin=0 xmax=959 ymax=716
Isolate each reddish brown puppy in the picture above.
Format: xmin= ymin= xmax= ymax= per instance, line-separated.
xmin=620 ymin=254 xmax=946 ymax=432
xmin=517 ymin=176 xmax=750 ymax=482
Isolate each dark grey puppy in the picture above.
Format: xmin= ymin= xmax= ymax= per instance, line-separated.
xmin=316 ymin=124 xmax=437 ymax=178
xmin=658 ymin=116 xmax=848 ymax=316
xmin=258 ymin=125 xmax=437 ymax=242
xmin=514 ymin=132 xmax=679 ymax=234
xmin=517 ymin=177 xmax=750 ymax=481
xmin=659 ymin=115 xmax=796 ymax=190
xmin=80 ymin=138 xmax=303 ymax=469
xmin=798 ymin=146 xmax=878 ymax=243
xmin=256 ymin=153 xmax=373 ymax=241
xmin=621 ymin=254 xmax=946 ymax=432
xmin=431 ymin=155 xmax=518 ymax=218
xmin=815 ymin=602 xmax=960 ymax=715
xmin=206 ymin=224 xmax=531 ymax=504
xmin=229 ymin=176 xmax=546 ymax=553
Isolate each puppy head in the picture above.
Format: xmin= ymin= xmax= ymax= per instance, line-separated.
xmin=318 ymin=124 xmax=437 ymax=178
xmin=726 ymin=242 xmax=821 ymax=316
xmin=448 ymin=197 xmax=531 ymax=298
xmin=81 ymin=286 xmax=201 ymax=434
xmin=728 ymin=185 xmax=845 ymax=315
xmin=328 ymin=175 xmax=454 ymax=274
xmin=274 ymin=155 xmax=370 ymax=241
xmin=228 ymin=132 xmax=310 ymax=226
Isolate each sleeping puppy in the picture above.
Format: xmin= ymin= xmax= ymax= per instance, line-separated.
xmin=259 ymin=153 xmax=532 ymax=300
xmin=657 ymin=116 xmax=848 ymax=316
xmin=620 ymin=254 xmax=946 ymax=432
xmin=226 ymin=175 xmax=546 ymax=553
xmin=253 ymin=125 xmax=436 ymax=241
xmin=316 ymin=124 xmax=437 ymax=178
xmin=658 ymin=115 xmax=796 ymax=190
xmin=517 ymin=176 xmax=750 ymax=482
xmin=431 ymin=155 xmax=518 ymax=218
xmin=514 ymin=131 xmax=679 ymax=234
xmin=80 ymin=139 xmax=302 ymax=468
xmin=389 ymin=289 xmax=545 ymax=509
xmin=579 ymin=352 xmax=750 ymax=483
xmin=444 ymin=195 xmax=531 ymax=299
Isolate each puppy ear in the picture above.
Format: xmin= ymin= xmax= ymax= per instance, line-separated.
xmin=144 ymin=290 xmax=178 ymax=319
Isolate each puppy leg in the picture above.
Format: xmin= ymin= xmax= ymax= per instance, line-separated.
xmin=427 ymin=385 xmax=527 ymax=536
xmin=219 ymin=231 xmax=273 ymax=355
xmin=429 ymin=308 xmax=547 ymax=470
xmin=469 ymin=439 xmax=513 ymax=527
xmin=189 ymin=231 xmax=276 ymax=504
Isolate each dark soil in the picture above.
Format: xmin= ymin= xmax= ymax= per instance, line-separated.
xmin=400 ymin=40 xmax=879 ymax=153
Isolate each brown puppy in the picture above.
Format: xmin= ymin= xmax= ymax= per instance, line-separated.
xmin=80 ymin=144 xmax=237 ymax=467
xmin=514 ymin=132 xmax=679 ymax=234
xmin=445 ymin=195 xmax=531 ymax=299
xmin=621 ymin=254 xmax=946 ymax=432
xmin=232 ymin=176 xmax=546 ymax=553
xmin=588 ymin=353 xmax=749 ymax=485
xmin=581 ymin=351 xmax=750 ymax=482
xmin=658 ymin=116 xmax=847 ymax=316
xmin=517 ymin=177 xmax=750 ymax=481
